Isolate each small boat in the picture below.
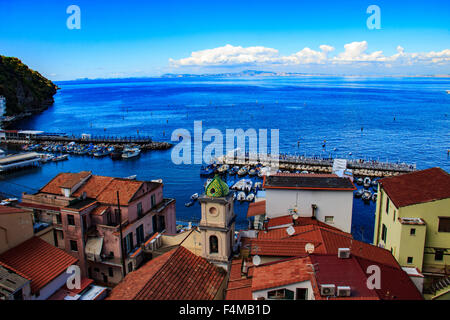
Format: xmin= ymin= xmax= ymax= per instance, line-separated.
xmin=356 ymin=177 xmax=363 ymax=185
xmin=94 ymin=149 xmax=109 ymax=157
xmin=253 ymin=182 xmax=262 ymax=191
xmin=362 ymin=190 xmax=372 ymax=202
xmin=237 ymin=191 xmax=246 ymax=201
xmin=191 ymin=193 xmax=199 ymax=200
xmin=124 ymin=175 xmax=137 ymax=180
xmin=301 ymin=171 xmax=309 ymax=174
xmin=200 ymin=166 xmax=215 ymax=177
xmin=248 ymin=168 xmax=257 ymax=176
xmin=217 ymin=164 xmax=229 ymax=174
xmin=371 ymin=192 xmax=378 ymax=202
xmin=237 ymin=166 xmax=248 ymax=176
xmin=185 ymin=200 xmax=195 ymax=207
xmin=122 ymin=148 xmax=140 ymax=159
xmin=53 ymin=154 xmax=69 ymax=162
xmin=354 ymin=189 xmax=364 ymax=198
xmin=363 ymin=177 xmax=372 ymax=188
xmin=246 ymin=193 xmax=255 ymax=202
xmin=371 ymin=179 xmax=378 ymax=189
xmin=232 ymin=192 xmax=237 ymax=200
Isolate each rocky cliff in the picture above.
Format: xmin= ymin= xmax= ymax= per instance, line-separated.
xmin=0 ymin=55 xmax=57 ymax=116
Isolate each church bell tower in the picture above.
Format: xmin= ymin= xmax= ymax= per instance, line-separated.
xmin=198 ymin=174 xmax=236 ymax=269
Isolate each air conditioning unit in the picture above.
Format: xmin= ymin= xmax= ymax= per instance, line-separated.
xmin=337 ymin=286 xmax=351 ymax=297
xmin=338 ymin=248 xmax=351 ymax=259
xmin=320 ymin=284 xmax=336 ymax=296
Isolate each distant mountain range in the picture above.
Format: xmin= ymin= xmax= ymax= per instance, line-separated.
xmin=161 ymin=70 xmax=315 ymax=78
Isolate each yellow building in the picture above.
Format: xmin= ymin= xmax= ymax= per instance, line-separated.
xmin=373 ymin=167 xmax=450 ymax=299
xmin=0 ymin=206 xmax=34 ymax=254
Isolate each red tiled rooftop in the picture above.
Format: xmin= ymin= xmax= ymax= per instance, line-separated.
xmin=108 ymin=246 xmax=226 ymax=300
xmin=72 ymin=175 xmax=114 ymax=198
xmin=95 ymin=179 xmax=144 ymax=206
xmin=250 ymin=239 xmax=325 ymax=256
xmin=266 ymin=215 xmax=293 ymax=229
xmin=0 ymin=237 xmax=78 ymax=293
xmin=247 ymin=200 xmax=266 ymax=217
xmin=252 ymin=257 xmax=312 ymax=292
xmin=380 ymin=167 xmax=450 ymax=208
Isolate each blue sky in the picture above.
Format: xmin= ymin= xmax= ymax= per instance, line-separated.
xmin=0 ymin=0 xmax=449 ymax=80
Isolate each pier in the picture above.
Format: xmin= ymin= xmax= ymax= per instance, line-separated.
xmin=215 ymin=153 xmax=416 ymax=178
xmin=0 ymin=130 xmax=173 ymax=151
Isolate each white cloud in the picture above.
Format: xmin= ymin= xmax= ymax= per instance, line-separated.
xmin=169 ymin=42 xmax=450 ymax=69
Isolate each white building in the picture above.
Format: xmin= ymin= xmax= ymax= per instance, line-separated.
xmin=263 ymin=173 xmax=355 ymax=233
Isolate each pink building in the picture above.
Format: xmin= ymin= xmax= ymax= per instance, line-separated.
xmin=20 ymin=171 xmax=176 ymax=285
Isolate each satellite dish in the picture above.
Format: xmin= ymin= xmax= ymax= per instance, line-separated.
xmin=286 ymin=226 xmax=295 ymax=236
xmin=252 ymin=255 xmax=261 ymax=266
xmin=292 ymin=214 xmax=299 ymax=220
xmin=305 ymin=243 xmax=315 ymax=254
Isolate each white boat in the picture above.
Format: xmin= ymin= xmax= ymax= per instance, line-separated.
xmin=363 ymin=177 xmax=371 ymax=188
xmin=246 ymin=193 xmax=255 ymax=202
xmin=237 ymin=191 xmax=246 ymax=201
xmin=124 ymin=175 xmax=137 ymax=180
xmin=52 ymin=154 xmax=69 ymax=162
xmin=122 ymin=149 xmax=140 ymax=159
xmin=362 ymin=190 xmax=372 ymax=202
xmin=191 ymin=193 xmax=199 ymax=200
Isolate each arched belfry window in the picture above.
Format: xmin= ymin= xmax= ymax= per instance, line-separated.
xmin=209 ymin=235 xmax=219 ymax=254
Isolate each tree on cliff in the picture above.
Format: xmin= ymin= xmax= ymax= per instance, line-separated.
xmin=0 ymin=55 xmax=57 ymax=116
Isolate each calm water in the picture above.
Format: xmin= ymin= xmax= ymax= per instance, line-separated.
xmin=2 ymin=76 xmax=450 ymax=243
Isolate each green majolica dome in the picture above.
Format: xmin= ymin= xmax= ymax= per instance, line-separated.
xmin=205 ymin=174 xmax=229 ymax=198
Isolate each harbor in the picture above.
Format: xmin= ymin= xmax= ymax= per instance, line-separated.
xmin=214 ymin=153 xmax=416 ymax=178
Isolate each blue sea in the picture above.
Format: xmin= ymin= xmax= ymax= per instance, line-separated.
xmin=1 ymin=76 xmax=449 ymax=243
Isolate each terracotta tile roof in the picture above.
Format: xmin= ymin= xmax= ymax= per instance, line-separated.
xmin=247 ymin=200 xmax=266 ymax=217
xmin=310 ymin=255 xmax=379 ymax=299
xmin=266 ymin=215 xmax=293 ymax=229
xmin=0 ymin=260 xmax=31 ymax=280
xmin=96 ymin=179 xmax=144 ymax=206
xmin=379 ymin=167 xmax=450 ymax=208
xmin=108 ymin=246 xmax=226 ymax=300
xmin=354 ymin=256 xmax=423 ymax=300
xmin=0 ymin=237 xmax=78 ymax=293
xmin=250 ymin=239 xmax=325 ymax=256
xmin=59 ymin=171 xmax=91 ymax=189
xmin=72 ymin=175 xmax=114 ymax=198
xmin=39 ymin=172 xmax=76 ymax=194
xmin=245 ymin=220 xmax=400 ymax=269
xmin=263 ymin=173 xmax=356 ymax=191
xmin=252 ymin=257 xmax=312 ymax=291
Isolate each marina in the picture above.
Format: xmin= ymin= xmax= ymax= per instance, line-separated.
xmin=214 ymin=153 xmax=416 ymax=178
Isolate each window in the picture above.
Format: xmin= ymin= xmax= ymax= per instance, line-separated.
xmin=438 ymin=218 xmax=450 ymax=233
xmin=381 ymin=224 xmax=387 ymax=243
xmin=410 ymin=228 xmax=416 ymax=236
xmin=137 ymin=202 xmax=143 ymax=217
xmin=125 ymin=232 xmax=134 ymax=253
xmin=209 ymin=206 xmax=218 ymax=216
xmin=393 ymin=210 xmax=396 ymax=222
xmin=108 ymin=267 xmax=114 ymax=277
xmin=435 ymin=249 xmax=444 ymax=261
xmin=209 ymin=235 xmax=219 ymax=254
xmin=407 ymin=257 xmax=413 ymax=264
xmin=70 ymin=240 xmax=78 ymax=252
xmin=128 ymin=262 xmax=133 ymax=273
xmin=136 ymin=225 xmax=144 ymax=245
xmin=296 ymin=288 xmax=308 ymax=300
xmin=324 ymin=216 xmax=334 ymax=223
xmin=151 ymin=194 xmax=156 ymax=208
xmin=385 ymin=199 xmax=389 ymax=214
xmin=158 ymin=215 xmax=166 ymax=232
xmin=267 ymin=288 xmax=294 ymax=300
xmin=56 ymin=213 xmax=62 ymax=224
xmin=67 ymin=214 xmax=75 ymax=226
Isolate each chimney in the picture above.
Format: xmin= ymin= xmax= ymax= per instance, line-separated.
xmin=311 ymin=204 xmax=317 ymax=219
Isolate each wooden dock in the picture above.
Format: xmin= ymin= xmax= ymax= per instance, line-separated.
xmin=215 ymin=153 xmax=416 ymax=178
